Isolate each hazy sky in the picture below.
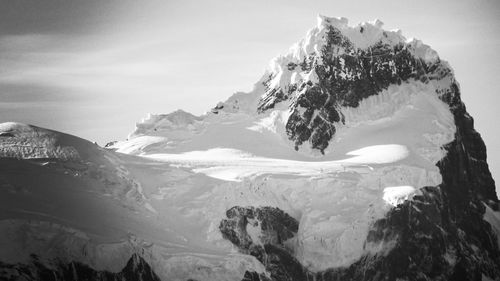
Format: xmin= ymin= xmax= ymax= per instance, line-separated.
xmin=1 ymin=0 xmax=499 ymax=190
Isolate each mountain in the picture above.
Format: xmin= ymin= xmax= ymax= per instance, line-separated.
xmin=1 ymin=16 xmax=499 ymax=281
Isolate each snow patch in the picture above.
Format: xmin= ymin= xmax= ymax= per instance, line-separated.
xmin=383 ymin=186 xmax=418 ymax=207
xmin=112 ymin=136 xmax=168 ymax=154
xmin=484 ymin=204 xmax=500 ymax=247
xmin=339 ymin=80 xmax=456 ymax=164
xmin=343 ymin=144 xmax=409 ymax=164
xmin=247 ymin=109 xmax=291 ymax=134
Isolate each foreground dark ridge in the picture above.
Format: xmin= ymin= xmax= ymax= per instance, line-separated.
xmin=0 ymin=254 xmax=160 ymax=281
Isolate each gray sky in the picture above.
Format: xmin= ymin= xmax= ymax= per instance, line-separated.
xmin=1 ymin=0 xmax=499 ymax=192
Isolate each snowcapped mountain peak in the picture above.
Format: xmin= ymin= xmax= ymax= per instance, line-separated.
xmin=316 ymin=15 xmax=349 ymax=29
xmin=317 ymin=15 xmax=384 ymax=31
xmin=1 ymin=15 xmax=499 ymax=281
xmin=255 ymin=17 xmax=453 ymax=153
xmin=112 ymin=17 xmax=453 ymax=158
xmin=315 ymin=15 xmax=405 ymax=50
xmin=276 ymin=16 xmax=435 ymax=80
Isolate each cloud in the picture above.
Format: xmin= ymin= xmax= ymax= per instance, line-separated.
xmin=0 ymin=82 xmax=81 ymax=104
xmin=0 ymin=33 xmax=175 ymax=96
xmin=0 ymin=0 xmax=127 ymax=36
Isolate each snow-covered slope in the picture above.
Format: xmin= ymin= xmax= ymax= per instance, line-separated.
xmin=0 ymin=123 xmax=265 ymax=280
xmin=1 ymin=15 xmax=499 ymax=281
xmin=0 ymin=122 xmax=95 ymax=161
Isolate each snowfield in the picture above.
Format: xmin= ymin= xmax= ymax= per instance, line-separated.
xmin=104 ymin=76 xmax=455 ymax=273
xmin=144 ymin=144 xmax=409 ymax=182
xmin=382 ymin=186 xmax=418 ymax=207
xmin=90 ymin=78 xmax=457 ymax=275
xmin=0 ymin=116 xmax=448 ymax=278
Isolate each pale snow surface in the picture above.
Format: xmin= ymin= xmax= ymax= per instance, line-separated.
xmin=102 ymin=78 xmax=456 ymax=273
xmin=382 ymin=186 xmax=418 ymax=207
xmin=0 ymin=122 xmax=80 ymax=160
xmin=484 ymin=204 xmax=500 ymax=247
xmin=145 ymin=144 xmax=409 ymax=182
xmin=113 ymin=135 xmax=167 ymax=154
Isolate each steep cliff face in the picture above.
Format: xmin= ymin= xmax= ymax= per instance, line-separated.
xmin=220 ymin=207 xmax=304 ymax=281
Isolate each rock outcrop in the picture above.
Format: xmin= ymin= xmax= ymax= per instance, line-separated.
xmin=0 ymin=254 xmax=161 ymax=281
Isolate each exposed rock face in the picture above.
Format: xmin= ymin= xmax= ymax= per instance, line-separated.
xmin=258 ymin=24 xmax=450 ymax=153
xmin=0 ymin=254 xmax=161 ymax=281
xmin=220 ymin=206 xmax=309 ymax=281
xmin=220 ymin=206 xmax=298 ymax=249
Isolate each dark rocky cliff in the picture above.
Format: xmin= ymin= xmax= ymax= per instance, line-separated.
xmin=0 ymin=254 xmax=161 ymax=281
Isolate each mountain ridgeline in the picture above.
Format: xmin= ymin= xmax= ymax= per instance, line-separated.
xmin=258 ymin=20 xmax=451 ymax=154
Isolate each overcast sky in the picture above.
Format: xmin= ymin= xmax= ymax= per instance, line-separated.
xmin=1 ymin=0 xmax=499 ymax=190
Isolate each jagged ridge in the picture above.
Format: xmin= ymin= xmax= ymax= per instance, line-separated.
xmin=257 ymin=17 xmax=446 ymax=153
